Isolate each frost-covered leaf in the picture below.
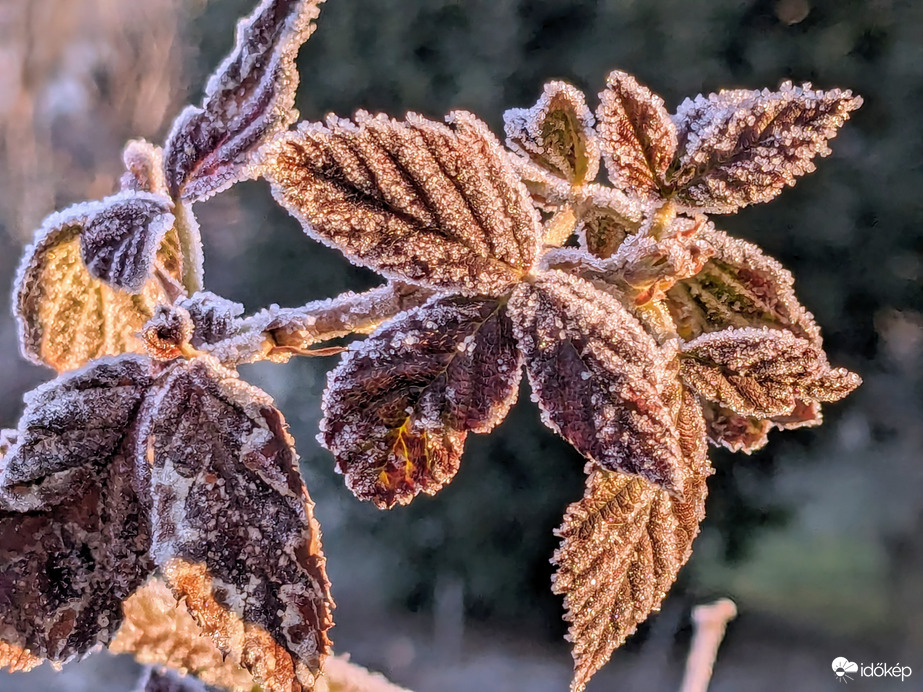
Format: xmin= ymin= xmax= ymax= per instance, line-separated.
xmin=596 ymin=71 xmax=677 ymax=197
xmin=264 ymin=111 xmax=543 ymax=295
xmin=680 ymin=327 xmax=861 ymax=418
xmin=504 ymin=81 xmax=600 ymax=185
xmin=509 ymin=271 xmax=687 ymax=495
xmin=112 ymin=579 xmax=257 ymax=691
xmin=552 ymin=390 xmax=709 ymax=692
xmin=146 ymin=359 xmax=333 ymax=689
xmin=163 ymin=0 xmax=325 ymax=202
xmin=671 ymin=82 xmax=862 ymax=213
xmin=141 ymin=306 xmax=195 ymax=361
xmin=321 ymin=295 xmax=522 ymax=508
xmin=0 ymin=378 xmax=153 ymax=663
xmin=0 ymin=356 xmax=153 ymax=511
xmin=79 ymin=192 xmax=175 ymax=293
xmin=178 ymin=292 xmax=246 ymax=349
xmin=702 ymin=399 xmax=822 ymax=454
xmin=577 ymin=203 xmax=641 ymax=260
xmin=0 ymin=641 xmax=42 ymax=673
xmin=665 ymin=228 xmax=820 ymax=343
xmin=14 ymin=202 xmax=185 ymax=372
xmin=121 ymin=140 xmax=168 ymax=194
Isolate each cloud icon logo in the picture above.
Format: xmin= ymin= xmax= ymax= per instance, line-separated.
xmin=832 ymin=658 xmax=859 ymax=683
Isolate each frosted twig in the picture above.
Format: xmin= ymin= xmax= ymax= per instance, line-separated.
xmin=678 ymin=598 xmax=737 ymax=692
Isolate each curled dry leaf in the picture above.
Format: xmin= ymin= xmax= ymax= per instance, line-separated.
xmin=596 ymin=70 xmax=678 ymax=198
xmin=146 ymin=358 xmax=333 ymax=689
xmin=509 ymin=270 xmax=687 ymax=495
xmin=680 ymin=327 xmax=861 ymax=418
xmin=703 ymin=399 xmax=823 ymax=454
xmin=504 ymin=80 xmax=600 ymax=185
xmin=671 ymin=82 xmax=862 ymax=213
xmin=321 ymin=295 xmax=522 ymax=508
xmin=0 ymin=362 xmax=154 ymax=663
xmin=14 ymin=200 xmax=185 ymax=372
xmin=263 ymin=111 xmax=543 ymax=295
xmin=665 ymin=227 xmax=820 ymax=343
xmin=163 ymin=0 xmax=325 ymax=202
xmin=553 ymin=389 xmax=710 ymax=692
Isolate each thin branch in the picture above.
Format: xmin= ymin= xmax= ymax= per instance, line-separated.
xmin=678 ymin=598 xmax=737 ymax=692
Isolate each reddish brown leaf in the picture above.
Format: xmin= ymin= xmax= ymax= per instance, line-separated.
xmin=321 ymin=295 xmax=522 ymax=508
xmin=509 ymin=270 xmax=687 ymax=495
xmin=671 ymin=82 xmax=862 ymax=213
xmin=703 ymin=398 xmax=823 ymax=454
xmin=504 ymin=81 xmax=600 ymax=185
xmin=596 ymin=71 xmax=678 ymax=197
xmin=163 ymin=0 xmax=325 ymax=201
xmin=263 ymin=111 xmax=543 ymax=295
xmin=146 ymin=358 xmax=333 ymax=689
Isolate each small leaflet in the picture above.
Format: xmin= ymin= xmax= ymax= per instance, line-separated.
xmin=163 ymin=0 xmax=325 ymax=202
xmin=509 ymin=270 xmax=687 ymax=496
xmin=321 ymin=295 xmax=523 ymax=508
xmin=178 ymin=292 xmax=246 ymax=349
xmin=141 ymin=305 xmax=195 ymax=361
xmin=14 ymin=201 xmax=184 ymax=372
xmin=263 ymin=111 xmax=544 ymax=296
xmin=670 ymin=82 xmax=862 ymax=213
xmin=552 ymin=388 xmax=710 ymax=692
xmin=665 ymin=227 xmax=821 ymax=344
xmin=0 ymin=367 xmax=154 ymax=663
xmin=595 ymin=71 xmax=678 ymax=198
xmin=0 ymin=641 xmax=42 ymax=673
xmin=504 ymin=81 xmax=600 ymax=185
xmin=702 ymin=399 xmax=823 ymax=454
xmin=79 ymin=192 xmax=176 ymax=293
xmin=146 ymin=358 xmax=333 ymax=689
xmin=0 ymin=356 xmax=153 ymax=511
xmin=680 ymin=326 xmax=861 ymax=418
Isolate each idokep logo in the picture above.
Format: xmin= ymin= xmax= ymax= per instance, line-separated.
xmin=832 ymin=657 xmax=913 ymax=684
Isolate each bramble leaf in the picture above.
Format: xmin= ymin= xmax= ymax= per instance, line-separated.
xmin=163 ymin=0 xmax=325 ymax=202
xmin=703 ymin=399 xmax=822 ymax=454
xmin=670 ymin=82 xmax=862 ymax=213
xmin=321 ymin=295 xmax=522 ymax=508
xmin=146 ymin=358 xmax=333 ymax=689
xmin=14 ymin=202 xmax=185 ymax=372
xmin=504 ymin=81 xmax=600 ymax=185
xmin=509 ymin=270 xmax=687 ymax=495
xmin=596 ymin=71 xmax=678 ymax=198
xmin=264 ymin=111 xmax=543 ymax=295
xmin=665 ymin=227 xmax=820 ymax=343
xmin=680 ymin=327 xmax=861 ymax=418
xmin=552 ymin=388 xmax=709 ymax=692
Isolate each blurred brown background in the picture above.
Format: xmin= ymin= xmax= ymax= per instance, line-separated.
xmin=0 ymin=0 xmax=920 ymax=690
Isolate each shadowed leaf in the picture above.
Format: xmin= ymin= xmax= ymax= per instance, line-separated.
xmin=146 ymin=358 xmax=333 ymax=690
xmin=321 ymin=295 xmax=522 ymax=508
xmin=596 ymin=71 xmax=677 ymax=197
xmin=163 ymin=0 xmax=325 ymax=201
xmin=671 ymin=82 xmax=862 ymax=213
xmin=264 ymin=111 xmax=543 ymax=295
xmin=504 ymin=81 xmax=600 ymax=185
xmin=509 ymin=270 xmax=687 ymax=495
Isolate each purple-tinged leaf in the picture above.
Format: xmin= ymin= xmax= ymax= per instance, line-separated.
xmin=509 ymin=270 xmax=687 ymax=495
xmin=504 ymin=81 xmax=600 ymax=185
xmin=163 ymin=0 xmax=325 ymax=202
xmin=596 ymin=71 xmax=678 ymax=198
xmin=263 ymin=111 xmax=543 ymax=295
xmin=665 ymin=227 xmax=821 ymax=344
xmin=79 ymin=192 xmax=175 ymax=294
xmin=680 ymin=326 xmax=861 ymax=418
xmin=670 ymin=82 xmax=862 ymax=213
xmin=146 ymin=358 xmax=333 ymax=689
xmin=321 ymin=295 xmax=522 ymax=508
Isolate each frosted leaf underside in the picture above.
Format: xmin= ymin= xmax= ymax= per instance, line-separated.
xmin=15 ymin=203 xmax=183 ymax=372
xmin=504 ymin=80 xmax=600 ymax=185
xmin=703 ymin=399 xmax=822 ymax=453
xmin=321 ymin=295 xmax=522 ymax=508
xmin=552 ymin=390 xmax=709 ymax=692
xmin=163 ymin=0 xmax=325 ymax=201
xmin=147 ymin=359 xmax=333 ymax=689
xmin=671 ymin=82 xmax=862 ymax=213
xmin=665 ymin=228 xmax=820 ymax=343
xmin=509 ymin=270 xmax=687 ymax=495
xmin=680 ymin=327 xmax=861 ymax=419
xmin=264 ymin=111 xmax=543 ymax=295
xmin=596 ymin=71 xmax=678 ymax=197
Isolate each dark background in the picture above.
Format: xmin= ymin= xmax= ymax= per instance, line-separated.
xmin=1 ymin=0 xmax=920 ymax=690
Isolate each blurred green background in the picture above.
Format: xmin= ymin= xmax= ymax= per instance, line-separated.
xmin=0 ymin=0 xmax=920 ymax=690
